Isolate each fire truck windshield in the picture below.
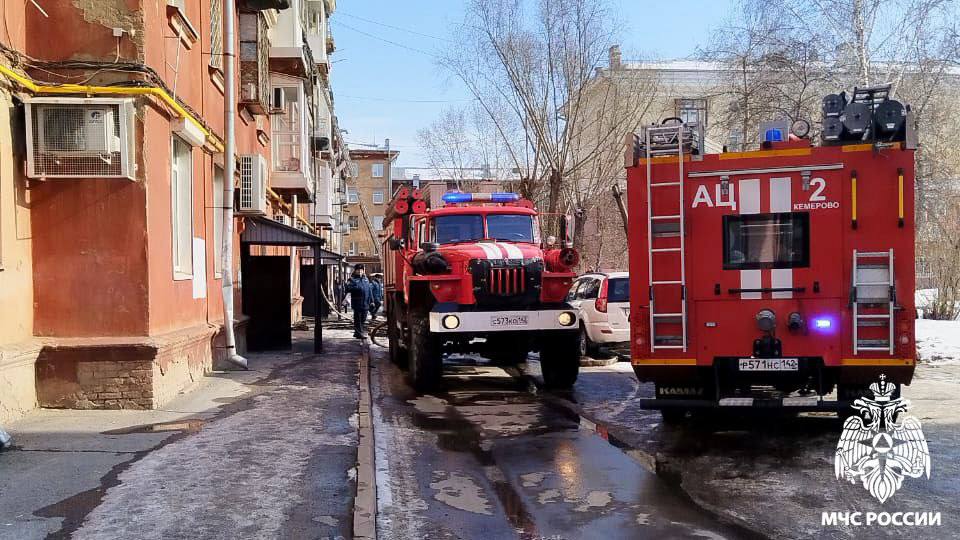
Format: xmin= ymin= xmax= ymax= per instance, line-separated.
xmin=431 ymin=214 xmax=536 ymax=244
xmin=722 ymin=212 xmax=810 ymax=270
xmin=487 ymin=214 xmax=534 ymax=242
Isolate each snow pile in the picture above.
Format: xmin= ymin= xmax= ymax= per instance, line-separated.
xmin=916 ymin=318 xmax=960 ymax=364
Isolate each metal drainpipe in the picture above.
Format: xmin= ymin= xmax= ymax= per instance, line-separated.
xmin=220 ymin=0 xmax=247 ymax=370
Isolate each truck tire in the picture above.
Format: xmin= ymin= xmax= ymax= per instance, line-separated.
xmin=540 ymin=332 xmax=580 ymax=390
xmin=408 ymin=312 xmax=442 ymax=392
xmin=387 ymin=300 xmax=408 ymax=367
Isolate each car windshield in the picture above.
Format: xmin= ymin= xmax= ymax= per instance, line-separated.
xmin=487 ymin=214 xmax=535 ymax=242
xmin=607 ymin=278 xmax=629 ymax=303
xmin=433 ymin=215 xmax=484 ymax=244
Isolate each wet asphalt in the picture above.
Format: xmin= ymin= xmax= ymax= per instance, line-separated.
xmin=370 ymin=348 xmax=751 ymax=540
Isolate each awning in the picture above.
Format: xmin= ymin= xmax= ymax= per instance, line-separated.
xmin=242 ymin=215 xmax=327 ymax=248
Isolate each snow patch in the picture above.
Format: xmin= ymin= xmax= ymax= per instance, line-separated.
xmin=916 ymin=319 xmax=960 ymax=365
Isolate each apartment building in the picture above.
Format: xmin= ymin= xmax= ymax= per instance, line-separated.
xmin=0 ymin=0 xmax=346 ymax=421
xmin=343 ymin=147 xmax=397 ymax=271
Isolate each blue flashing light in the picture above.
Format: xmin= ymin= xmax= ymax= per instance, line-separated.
xmin=441 ymin=191 xmax=521 ymax=204
xmin=441 ymin=192 xmax=473 ymax=203
xmin=813 ymin=318 xmax=832 ymax=329
xmin=765 ymin=128 xmax=784 ymax=142
xmin=490 ymin=192 xmax=520 ymax=203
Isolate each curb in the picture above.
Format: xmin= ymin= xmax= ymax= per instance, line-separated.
xmin=353 ymin=343 xmax=377 ymax=540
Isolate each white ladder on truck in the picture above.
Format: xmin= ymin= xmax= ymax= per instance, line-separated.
xmin=852 ymin=249 xmax=895 ymax=354
xmin=644 ymin=123 xmax=688 ymax=352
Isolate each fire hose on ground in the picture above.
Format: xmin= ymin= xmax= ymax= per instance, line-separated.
xmin=317 ymin=287 xmax=388 ymax=348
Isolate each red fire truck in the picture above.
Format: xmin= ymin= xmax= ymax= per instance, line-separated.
xmin=382 ymin=189 xmax=582 ymax=391
xmin=626 ymin=87 xmax=917 ymax=421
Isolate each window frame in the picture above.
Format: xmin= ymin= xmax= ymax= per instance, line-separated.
xmin=371 ymin=163 xmax=384 ymax=178
xmin=171 ymin=135 xmax=194 ymax=280
xmin=372 ymin=190 xmax=384 ymax=204
xmin=347 ymin=187 xmax=359 ymax=204
xmin=348 ymin=215 xmax=360 ymax=230
xmin=721 ymin=212 xmax=810 ymax=270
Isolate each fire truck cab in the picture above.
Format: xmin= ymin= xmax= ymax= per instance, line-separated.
xmin=382 ymin=190 xmax=582 ymax=391
xmin=626 ymin=87 xmax=917 ymax=421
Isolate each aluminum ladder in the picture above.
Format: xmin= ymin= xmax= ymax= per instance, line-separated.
xmin=644 ymin=123 xmax=688 ymax=351
xmin=852 ymin=249 xmax=895 ymax=354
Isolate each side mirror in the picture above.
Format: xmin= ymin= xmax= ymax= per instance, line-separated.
xmin=388 ymin=238 xmax=404 ymax=251
xmin=420 ymin=242 xmax=440 ymax=252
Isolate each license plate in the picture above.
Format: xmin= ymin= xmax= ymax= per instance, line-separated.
xmin=738 ymin=358 xmax=799 ymax=371
xmin=490 ymin=315 xmax=529 ymax=327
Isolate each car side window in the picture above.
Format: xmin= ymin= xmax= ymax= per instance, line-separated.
xmin=580 ymin=278 xmax=601 ymax=300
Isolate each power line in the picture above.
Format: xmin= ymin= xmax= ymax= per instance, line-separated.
xmin=338 ymin=94 xmax=474 ymax=104
xmin=331 ymin=20 xmax=435 ymax=57
xmin=337 ymin=11 xmax=454 ymax=43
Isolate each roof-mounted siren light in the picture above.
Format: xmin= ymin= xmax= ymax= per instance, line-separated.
xmin=441 ymin=191 xmax=520 ymax=205
xmin=841 ymin=101 xmax=872 ymax=137
xmin=759 ymin=120 xmax=790 ymax=145
xmin=822 ymin=92 xmax=847 ymax=117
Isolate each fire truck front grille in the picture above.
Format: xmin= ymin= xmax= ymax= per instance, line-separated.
xmin=470 ymin=258 xmax=542 ymax=306
xmin=487 ymin=267 xmax=526 ymax=296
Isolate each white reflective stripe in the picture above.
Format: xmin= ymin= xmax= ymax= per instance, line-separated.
xmin=497 ymin=242 xmax=524 ymax=259
xmin=719 ymin=398 xmax=754 ymax=406
xmin=740 ymin=269 xmax=761 ymax=300
xmin=769 ymin=177 xmax=792 ymax=213
xmin=738 ymin=179 xmax=761 ymax=214
xmin=476 ymin=243 xmax=502 ymax=259
xmin=771 ymin=268 xmax=793 ymax=299
xmin=783 ymin=397 xmax=819 ymax=407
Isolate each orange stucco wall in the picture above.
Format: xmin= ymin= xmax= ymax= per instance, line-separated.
xmin=15 ymin=0 xmax=268 ymax=339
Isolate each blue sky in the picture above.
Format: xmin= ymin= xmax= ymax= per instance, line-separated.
xmin=330 ymin=1 xmax=735 ymax=167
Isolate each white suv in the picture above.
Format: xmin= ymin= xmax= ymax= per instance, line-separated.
xmin=566 ymin=271 xmax=630 ymax=357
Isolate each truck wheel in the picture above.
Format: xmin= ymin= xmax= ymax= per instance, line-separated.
xmin=387 ymin=301 xmax=408 ymax=367
xmin=541 ymin=332 xmax=580 ymax=390
xmin=408 ymin=312 xmax=442 ymax=392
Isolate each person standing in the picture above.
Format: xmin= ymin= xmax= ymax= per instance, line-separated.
xmin=369 ymin=275 xmax=384 ymax=321
xmin=345 ymin=265 xmax=373 ymax=338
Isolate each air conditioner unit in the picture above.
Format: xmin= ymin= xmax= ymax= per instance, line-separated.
xmin=238 ymin=154 xmax=268 ymax=214
xmin=25 ymin=97 xmax=136 ymax=179
xmin=270 ymin=87 xmax=286 ymax=114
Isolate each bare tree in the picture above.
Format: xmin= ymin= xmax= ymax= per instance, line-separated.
xmin=441 ymin=0 xmax=657 ymax=225
xmin=416 ymin=103 xmax=516 ymax=188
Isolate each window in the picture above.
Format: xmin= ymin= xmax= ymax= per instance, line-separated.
xmin=349 ymin=162 xmax=359 ymax=177
xmin=347 ymin=187 xmax=359 ymax=204
xmin=723 ymin=212 xmax=809 ymax=270
xmin=607 ymin=277 xmax=630 ymax=303
xmin=212 ymin=166 xmax=224 ymax=277
xmin=566 ymin=279 xmax=584 ymax=301
xmin=676 ymin=98 xmax=707 ymax=127
xmin=372 ymin=216 xmax=384 ymax=231
xmin=371 ymin=163 xmax=384 ymax=178
xmin=432 ymin=215 xmax=483 ymax=244
xmin=348 ymin=215 xmax=359 ymax=230
xmin=209 ymin=0 xmax=223 ymax=72
xmin=487 ymin=214 xmax=534 ymax=242
xmin=171 ymin=136 xmax=194 ymax=278
xmin=348 ymin=242 xmax=357 ymax=255
xmin=372 ymin=190 xmax=384 ymax=204
xmin=578 ymin=279 xmax=601 ymax=300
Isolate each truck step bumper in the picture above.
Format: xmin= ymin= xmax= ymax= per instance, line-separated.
xmin=429 ymin=309 xmax=579 ymax=333
xmin=639 ymin=397 xmax=849 ymax=412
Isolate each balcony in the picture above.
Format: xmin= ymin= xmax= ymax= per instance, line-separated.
xmin=268 ymin=0 xmax=309 ymax=77
xmin=312 ymin=162 xmax=335 ymax=229
xmin=239 ymin=12 xmax=271 ymax=115
xmin=270 ymin=80 xmax=315 ymax=201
